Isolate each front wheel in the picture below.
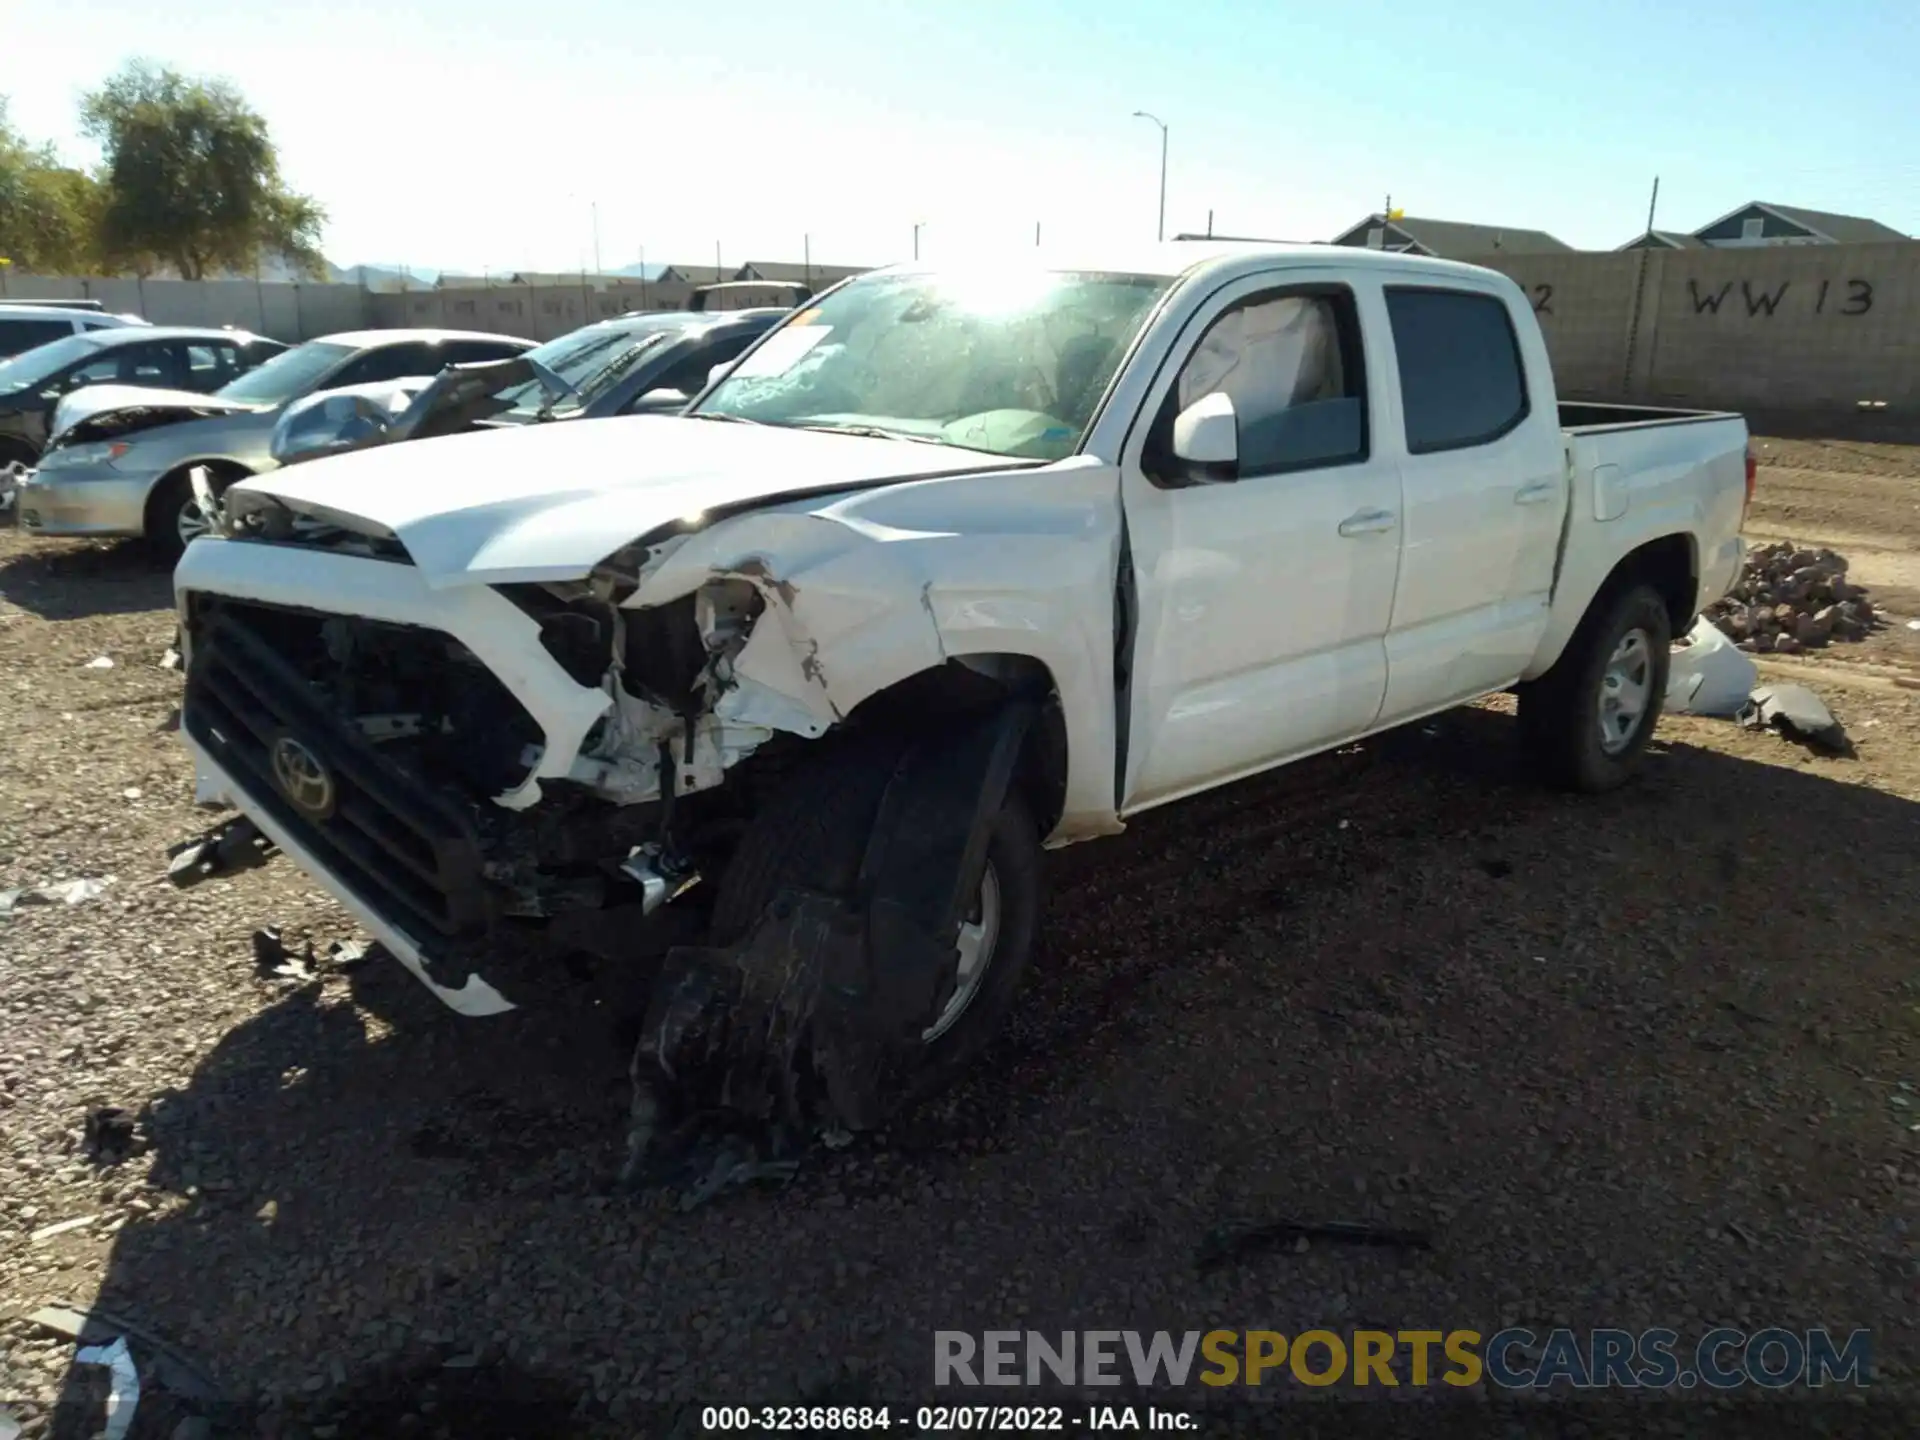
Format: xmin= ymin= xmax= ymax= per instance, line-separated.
xmin=145 ymin=467 xmax=230 ymax=563
xmin=1518 ymin=583 xmax=1673 ymax=793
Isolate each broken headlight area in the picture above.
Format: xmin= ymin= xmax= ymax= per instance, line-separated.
xmin=494 ymin=576 xmax=765 ymax=714
xmin=220 ymin=488 xmax=415 ymax=562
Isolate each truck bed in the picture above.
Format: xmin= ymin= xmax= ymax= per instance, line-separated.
xmin=1559 ymin=400 xmax=1739 ymax=433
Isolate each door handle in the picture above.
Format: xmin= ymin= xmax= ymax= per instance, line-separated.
xmin=1337 ymin=508 xmax=1397 ymax=537
xmin=1515 ymin=480 xmax=1558 ymax=505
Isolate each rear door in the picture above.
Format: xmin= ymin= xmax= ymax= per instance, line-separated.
xmin=176 ymin=340 xmax=240 ymax=393
xmin=1374 ymin=281 xmax=1566 ymax=721
xmin=1118 ymin=269 xmax=1403 ymax=813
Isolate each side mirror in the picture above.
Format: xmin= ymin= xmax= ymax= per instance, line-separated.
xmin=270 ymin=390 xmax=399 ymax=467
xmin=706 ymin=361 xmax=733 ymax=390
xmin=1171 ymin=391 xmax=1238 ymax=469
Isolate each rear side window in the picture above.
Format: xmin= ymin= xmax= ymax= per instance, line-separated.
xmin=327 ymin=343 xmax=442 ymax=388
xmin=0 ymin=318 xmax=74 ymax=355
xmin=1384 ymin=288 xmax=1529 ymax=454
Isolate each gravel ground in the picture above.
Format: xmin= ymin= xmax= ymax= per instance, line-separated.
xmin=2 ymin=444 xmax=1917 ymax=1436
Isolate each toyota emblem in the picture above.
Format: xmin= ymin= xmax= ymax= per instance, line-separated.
xmin=271 ymin=736 xmax=336 ymax=819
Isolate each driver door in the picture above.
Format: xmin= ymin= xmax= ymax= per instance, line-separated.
xmin=1118 ymin=271 xmax=1404 ymax=813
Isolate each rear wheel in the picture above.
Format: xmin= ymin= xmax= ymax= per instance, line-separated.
xmin=1518 ymin=583 xmax=1673 ymax=793
xmin=710 ymin=739 xmax=1043 ymax=1111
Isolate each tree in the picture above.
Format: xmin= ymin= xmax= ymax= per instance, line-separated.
xmin=0 ymin=97 xmax=104 ymax=273
xmin=80 ymin=62 xmax=325 ymax=280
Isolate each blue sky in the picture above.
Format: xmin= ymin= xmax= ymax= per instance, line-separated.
xmin=6 ymin=0 xmax=1915 ymax=272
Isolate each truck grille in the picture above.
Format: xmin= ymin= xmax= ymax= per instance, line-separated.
xmin=182 ymin=601 xmax=493 ymax=941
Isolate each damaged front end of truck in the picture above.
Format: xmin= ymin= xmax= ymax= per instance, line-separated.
xmin=175 ymin=479 xmax=1058 ymax=1176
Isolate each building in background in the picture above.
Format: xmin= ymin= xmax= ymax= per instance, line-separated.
xmin=1327 ymin=213 xmax=1574 ymax=259
xmin=734 ymin=260 xmax=871 ymax=290
xmin=1614 ymin=230 xmax=1708 ymax=252
xmin=1683 ymin=202 xmax=1909 ymax=248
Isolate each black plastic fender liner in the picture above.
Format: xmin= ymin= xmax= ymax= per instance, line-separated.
xmin=852 ymin=698 xmax=1038 ymax=1038
xmin=630 ymin=700 xmax=1039 ymax=1143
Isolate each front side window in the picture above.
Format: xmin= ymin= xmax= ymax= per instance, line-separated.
xmin=1155 ymin=289 xmax=1367 ymax=479
xmin=1384 ymin=288 xmax=1528 ymax=454
xmin=693 ymin=268 xmax=1173 ymax=461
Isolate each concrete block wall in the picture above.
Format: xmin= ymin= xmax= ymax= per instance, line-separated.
xmin=1471 ymin=241 xmax=1919 ymax=421
xmin=7 ymin=247 xmax=1917 ymax=427
xmin=1464 ymin=249 xmax=1645 ymax=398
xmin=369 ymin=283 xmax=694 ymax=342
xmin=1633 ymin=242 xmax=1917 ymax=412
xmin=0 ymin=272 xmax=372 ymax=340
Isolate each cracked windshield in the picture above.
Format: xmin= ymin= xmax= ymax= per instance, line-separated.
xmin=695 ymin=270 xmax=1171 ymax=459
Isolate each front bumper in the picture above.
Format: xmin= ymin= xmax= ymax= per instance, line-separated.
xmin=175 ymin=537 xmax=615 ymax=1015
xmin=14 ymin=463 xmax=161 ymax=536
xmin=184 ymin=728 xmax=520 ymax=1016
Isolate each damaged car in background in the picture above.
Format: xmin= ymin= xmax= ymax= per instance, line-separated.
xmin=170 ymin=245 xmax=1752 ymax=1176
xmin=13 ymin=328 xmax=533 ymax=558
xmin=266 ymin=305 xmax=790 ymax=469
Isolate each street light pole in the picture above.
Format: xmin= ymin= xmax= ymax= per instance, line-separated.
xmin=1131 ymin=111 xmax=1168 ymax=242
xmin=913 ymin=221 xmax=924 ymax=260
xmin=592 ymin=201 xmax=601 ymax=275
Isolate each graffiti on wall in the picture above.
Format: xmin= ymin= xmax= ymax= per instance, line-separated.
xmin=1685 ymin=278 xmax=1874 ymax=318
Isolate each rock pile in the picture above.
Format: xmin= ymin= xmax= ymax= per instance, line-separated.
xmin=1704 ymin=542 xmax=1876 ymax=654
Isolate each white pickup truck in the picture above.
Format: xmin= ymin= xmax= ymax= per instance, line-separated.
xmin=173 ymin=242 xmax=1750 ymax=1139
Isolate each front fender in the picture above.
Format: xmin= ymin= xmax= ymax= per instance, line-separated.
xmin=625 ymin=461 xmax=1126 ymax=840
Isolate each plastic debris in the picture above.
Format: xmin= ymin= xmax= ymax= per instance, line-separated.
xmin=86 ymin=1106 xmax=142 ymax=1164
xmin=84 ymin=655 xmax=115 ymax=670
xmin=1738 ymin=683 xmax=1850 ymax=756
xmin=30 ymin=1213 xmax=100 ymax=1243
xmin=159 ymin=646 xmax=183 ymax=671
xmin=252 ymin=927 xmax=317 ymax=982
xmin=1 ymin=876 xmax=111 ymax=915
xmin=166 ymin=814 xmax=277 ymax=888
xmin=74 ymin=1335 xmax=140 ymax=1440
xmin=324 ymin=938 xmax=376 ymax=970
xmin=1665 ymin=618 xmax=1757 ymax=717
xmin=30 ymin=1304 xmax=221 ymax=1404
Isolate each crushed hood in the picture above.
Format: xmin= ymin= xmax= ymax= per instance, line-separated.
xmin=231 ymin=414 xmax=1029 ymax=587
xmin=51 ymin=384 xmax=269 ymax=445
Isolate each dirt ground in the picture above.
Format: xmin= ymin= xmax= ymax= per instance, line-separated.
xmin=1 ymin=443 xmax=1916 ymax=1435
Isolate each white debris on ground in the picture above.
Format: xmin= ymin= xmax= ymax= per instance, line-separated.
xmin=1666 ymin=619 xmax=1757 ymax=717
xmin=1702 ymin=541 xmax=1876 ymax=654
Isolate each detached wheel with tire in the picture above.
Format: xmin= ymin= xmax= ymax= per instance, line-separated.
xmin=1518 ymin=582 xmax=1673 ymax=793
xmin=710 ymin=739 xmax=1043 ymax=1112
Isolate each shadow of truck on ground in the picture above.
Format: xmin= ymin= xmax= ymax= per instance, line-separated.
xmin=33 ymin=704 xmax=1920 ymax=1435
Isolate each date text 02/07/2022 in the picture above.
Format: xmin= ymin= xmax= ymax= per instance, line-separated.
xmin=699 ymin=1404 xmax=1196 ymax=1431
